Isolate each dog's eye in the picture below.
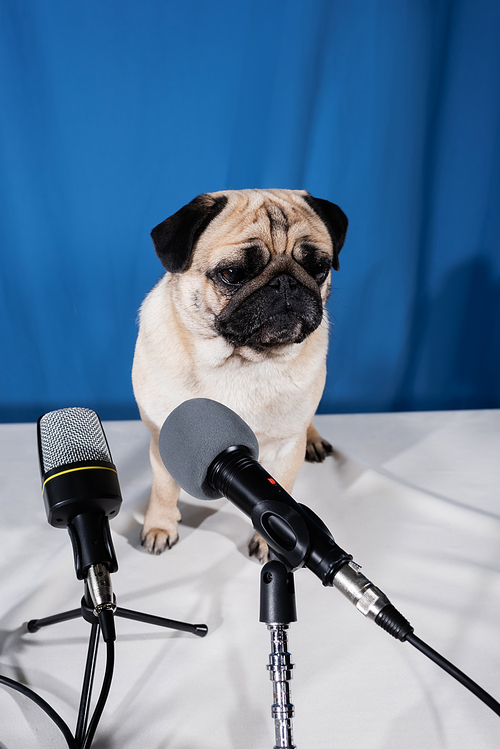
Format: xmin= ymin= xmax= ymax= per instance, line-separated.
xmin=312 ymin=262 xmax=330 ymax=284
xmin=219 ymin=267 xmax=247 ymax=285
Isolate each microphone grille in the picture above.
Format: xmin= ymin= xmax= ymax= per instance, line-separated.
xmin=159 ymin=398 xmax=259 ymax=500
xmin=38 ymin=407 xmax=112 ymax=473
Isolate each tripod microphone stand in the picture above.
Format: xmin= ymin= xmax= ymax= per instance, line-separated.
xmin=15 ymin=407 xmax=209 ymax=748
xmin=25 ymin=556 xmax=207 ymax=747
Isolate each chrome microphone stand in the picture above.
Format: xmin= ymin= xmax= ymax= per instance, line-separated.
xmin=260 ymin=554 xmax=297 ymax=749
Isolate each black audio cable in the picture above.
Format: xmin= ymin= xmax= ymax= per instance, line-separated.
xmin=0 ymin=629 xmax=114 ymax=748
xmin=81 ymin=638 xmax=115 ymax=749
xmin=327 ymin=570 xmax=500 ymax=716
xmin=0 ymin=673 xmax=79 ymax=748
xmin=406 ymin=631 xmax=500 ymax=716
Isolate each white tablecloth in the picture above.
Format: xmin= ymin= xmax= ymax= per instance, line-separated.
xmin=0 ymin=409 xmax=499 ymax=748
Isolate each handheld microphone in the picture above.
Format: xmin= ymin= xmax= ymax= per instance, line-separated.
xmin=159 ymin=398 xmax=413 ymax=640
xmin=158 ymin=399 xmax=500 ymax=719
xmin=37 ymin=408 xmax=121 ymax=636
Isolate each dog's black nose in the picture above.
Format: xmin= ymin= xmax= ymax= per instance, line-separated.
xmin=269 ymin=274 xmax=298 ymax=293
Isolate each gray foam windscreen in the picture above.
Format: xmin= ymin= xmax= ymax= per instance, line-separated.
xmin=38 ymin=407 xmax=112 ymax=474
xmin=158 ymin=398 xmax=259 ymax=500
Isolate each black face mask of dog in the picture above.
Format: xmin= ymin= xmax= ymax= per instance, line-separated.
xmin=211 ymin=254 xmax=324 ymax=348
xmin=150 ymin=191 xmax=348 ymax=351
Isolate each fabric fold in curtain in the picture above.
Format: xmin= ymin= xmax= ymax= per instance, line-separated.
xmin=0 ymin=0 xmax=499 ymax=421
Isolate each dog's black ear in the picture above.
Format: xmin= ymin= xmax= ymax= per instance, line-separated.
xmin=151 ymin=193 xmax=229 ymax=273
xmin=302 ymin=194 xmax=348 ymax=271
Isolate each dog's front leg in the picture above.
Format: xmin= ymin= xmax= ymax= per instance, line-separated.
xmin=305 ymin=422 xmax=334 ymax=462
xmin=141 ymin=434 xmax=182 ymax=555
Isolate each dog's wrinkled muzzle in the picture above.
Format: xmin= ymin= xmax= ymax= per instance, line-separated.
xmin=214 ymin=257 xmax=324 ymax=349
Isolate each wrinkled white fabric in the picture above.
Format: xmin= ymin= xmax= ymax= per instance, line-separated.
xmin=0 ymin=410 xmax=499 ymax=748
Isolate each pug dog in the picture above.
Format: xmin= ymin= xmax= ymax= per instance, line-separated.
xmin=132 ymin=189 xmax=347 ymax=560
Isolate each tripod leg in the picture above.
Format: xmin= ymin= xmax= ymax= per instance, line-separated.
xmin=75 ymin=621 xmax=100 ymax=745
xmin=26 ymin=608 xmax=82 ymax=633
xmin=114 ymin=607 xmax=208 ymax=637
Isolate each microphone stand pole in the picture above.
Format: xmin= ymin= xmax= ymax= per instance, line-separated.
xmin=260 ymin=553 xmax=297 ymax=749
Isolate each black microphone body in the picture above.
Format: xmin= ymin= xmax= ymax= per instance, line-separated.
xmin=37 ymin=407 xmax=122 ymax=641
xmin=159 ymin=398 xmax=352 ymax=582
xmin=159 ymin=398 xmax=414 ymax=642
xmin=209 ymin=445 xmax=352 ymax=582
xmin=37 ymin=408 xmax=122 ymax=580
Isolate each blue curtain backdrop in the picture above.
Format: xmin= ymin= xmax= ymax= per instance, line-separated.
xmin=1 ymin=0 xmax=499 ymax=422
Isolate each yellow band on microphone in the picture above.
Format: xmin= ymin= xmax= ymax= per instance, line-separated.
xmin=42 ymin=465 xmax=117 ymax=494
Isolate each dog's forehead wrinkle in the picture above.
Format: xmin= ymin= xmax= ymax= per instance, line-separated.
xmin=204 ymin=194 xmax=333 ymax=260
xmin=266 ymin=203 xmax=290 ymax=233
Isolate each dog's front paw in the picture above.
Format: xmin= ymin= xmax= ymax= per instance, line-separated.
xmin=249 ymin=531 xmax=270 ymax=564
xmin=141 ymin=525 xmax=179 ymax=555
xmin=305 ymin=434 xmax=334 ymax=463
